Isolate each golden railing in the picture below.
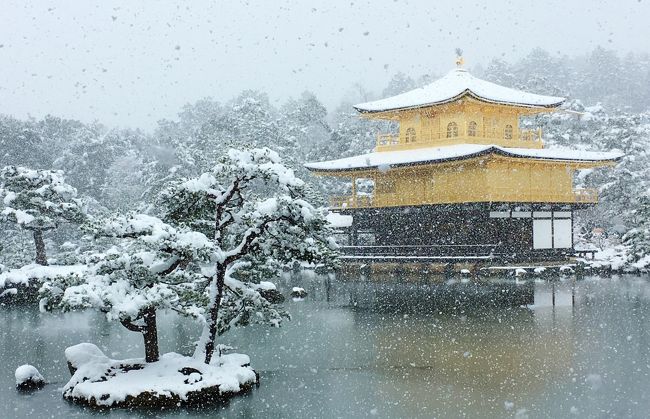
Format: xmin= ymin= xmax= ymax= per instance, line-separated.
xmin=329 ymin=188 xmax=598 ymax=209
xmin=375 ymin=128 xmax=544 ymax=151
xmin=573 ymin=188 xmax=598 ymax=203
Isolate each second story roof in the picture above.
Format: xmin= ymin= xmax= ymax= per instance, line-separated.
xmin=354 ymin=68 xmax=566 ymax=113
xmin=305 ymin=144 xmax=623 ymax=173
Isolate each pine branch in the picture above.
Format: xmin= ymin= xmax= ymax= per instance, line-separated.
xmin=120 ymin=317 xmax=146 ymax=332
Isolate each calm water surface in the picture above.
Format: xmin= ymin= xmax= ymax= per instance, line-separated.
xmin=1 ymin=275 xmax=649 ymax=418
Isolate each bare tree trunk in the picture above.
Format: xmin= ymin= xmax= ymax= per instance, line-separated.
xmin=142 ymin=307 xmax=159 ymax=363
xmin=203 ymin=264 xmax=226 ymax=365
xmin=33 ymin=230 xmax=48 ymax=266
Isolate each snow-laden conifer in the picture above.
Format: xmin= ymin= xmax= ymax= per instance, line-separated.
xmin=0 ymin=166 xmax=85 ymax=265
xmin=160 ymin=147 xmax=338 ymax=364
xmin=40 ymin=213 xmax=212 ymax=362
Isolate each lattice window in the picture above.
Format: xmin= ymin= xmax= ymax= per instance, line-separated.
xmin=467 ymin=121 xmax=477 ymax=137
xmin=405 ymin=128 xmax=416 ymax=143
xmin=504 ymin=124 xmax=513 ymax=140
xmin=446 ymin=122 xmax=458 ymax=138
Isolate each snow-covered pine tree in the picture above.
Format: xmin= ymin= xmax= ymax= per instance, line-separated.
xmin=160 ymin=148 xmax=338 ymax=364
xmin=40 ymin=213 xmax=213 ymax=362
xmin=280 ymin=91 xmax=331 ymax=165
xmin=622 ymin=194 xmax=650 ymax=266
xmin=0 ymin=166 xmax=85 ymax=265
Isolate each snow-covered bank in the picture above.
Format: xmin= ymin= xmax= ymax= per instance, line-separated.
xmin=0 ymin=264 xmax=86 ymax=302
xmin=63 ymin=343 xmax=257 ymax=408
xmin=579 ymin=245 xmax=650 ymax=274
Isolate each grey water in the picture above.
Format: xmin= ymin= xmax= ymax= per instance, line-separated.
xmin=2 ymin=275 xmax=649 ymax=418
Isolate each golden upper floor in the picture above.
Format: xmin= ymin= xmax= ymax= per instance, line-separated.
xmin=375 ymin=99 xmax=545 ymax=151
xmin=354 ymin=68 xmax=565 ymax=152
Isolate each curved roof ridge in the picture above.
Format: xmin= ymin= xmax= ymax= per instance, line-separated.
xmin=354 ymin=68 xmax=566 ymax=113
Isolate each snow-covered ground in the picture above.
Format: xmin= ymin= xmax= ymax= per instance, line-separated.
xmin=0 ymin=264 xmax=87 ymax=301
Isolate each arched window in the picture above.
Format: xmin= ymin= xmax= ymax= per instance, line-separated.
xmin=504 ymin=124 xmax=513 ymax=140
xmin=467 ymin=121 xmax=477 ymax=137
xmin=446 ymin=122 xmax=458 ymax=138
xmin=405 ymin=128 xmax=416 ymax=143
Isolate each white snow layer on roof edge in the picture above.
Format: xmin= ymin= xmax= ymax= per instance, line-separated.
xmin=304 ymin=144 xmax=623 ymax=172
xmin=354 ymin=68 xmax=565 ymax=112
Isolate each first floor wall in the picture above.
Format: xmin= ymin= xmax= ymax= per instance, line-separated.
xmin=336 ymin=203 xmax=577 ymax=261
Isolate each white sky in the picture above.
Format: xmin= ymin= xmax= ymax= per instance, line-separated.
xmin=0 ymin=0 xmax=648 ymax=129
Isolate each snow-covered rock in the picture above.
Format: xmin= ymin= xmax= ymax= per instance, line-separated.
xmin=255 ymin=282 xmax=285 ymax=304
xmin=15 ymin=364 xmax=45 ymax=390
xmin=62 ymin=343 xmax=257 ymax=408
xmin=65 ymin=342 xmax=111 ymax=375
xmin=560 ymin=265 xmax=574 ymax=275
xmin=291 ymin=287 xmax=307 ymax=299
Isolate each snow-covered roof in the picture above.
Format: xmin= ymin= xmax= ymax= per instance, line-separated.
xmin=354 ymin=68 xmax=566 ymax=113
xmin=304 ymin=144 xmax=623 ymax=172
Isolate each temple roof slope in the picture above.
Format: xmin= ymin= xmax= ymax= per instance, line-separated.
xmin=305 ymin=144 xmax=623 ymax=172
xmin=354 ymin=68 xmax=566 ymax=113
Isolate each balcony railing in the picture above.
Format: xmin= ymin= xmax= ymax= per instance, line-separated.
xmin=573 ymin=188 xmax=598 ymax=203
xmin=329 ymin=188 xmax=599 ymax=209
xmin=329 ymin=194 xmax=374 ymax=209
xmin=376 ymin=127 xmax=543 ymax=151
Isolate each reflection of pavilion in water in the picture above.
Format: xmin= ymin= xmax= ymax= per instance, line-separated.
xmin=325 ymin=278 xmax=577 ymax=417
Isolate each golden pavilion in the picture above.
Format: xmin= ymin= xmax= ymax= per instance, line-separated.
xmin=306 ymin=58 xmax=622 ymax=262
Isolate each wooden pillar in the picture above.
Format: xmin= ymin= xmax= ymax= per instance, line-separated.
xmin=351 ymin=176 xmax=357 ymax=208
xmin=351 ymin=217 xmax=358 ymax=246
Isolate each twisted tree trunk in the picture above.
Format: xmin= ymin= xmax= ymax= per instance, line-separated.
xmin=121 ymin=307 xmax=160 ymax=363
xmin=203 ymin=264 xmax=226 ymax=365
xmin=142 ymin=307 xmax=159 ymax=363
xmin=33 ymin=230 xmax=48 ymax=266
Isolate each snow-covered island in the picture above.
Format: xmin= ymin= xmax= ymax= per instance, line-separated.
xmin=1 ymin=149 xmax=338 ymax=408
xmin=62 ymin=343 xmax=257 ymax=408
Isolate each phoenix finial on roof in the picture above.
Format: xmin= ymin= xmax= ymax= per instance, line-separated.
xmin=455 ymin=48 xmax=464 ymax=68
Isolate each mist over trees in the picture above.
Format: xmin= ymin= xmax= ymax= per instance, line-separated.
xmin=2 ymin=46 xmax=650 ymax=269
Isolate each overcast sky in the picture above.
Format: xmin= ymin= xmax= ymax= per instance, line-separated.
xmin=1 ymin=0 xmax=648 ymax=129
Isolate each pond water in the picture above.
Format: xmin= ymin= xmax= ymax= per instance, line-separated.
xmin=2 ymin=275 xmax=649 ymax=418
